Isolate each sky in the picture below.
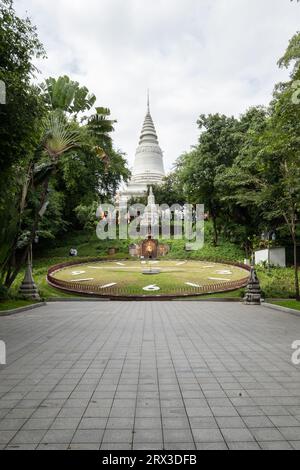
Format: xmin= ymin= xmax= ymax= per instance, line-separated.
xmin=15 ymin=0 xmax=300 ymax=173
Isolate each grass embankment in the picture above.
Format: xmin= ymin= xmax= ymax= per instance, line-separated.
xmin=271 ymin=300 xmax=300 ymax=312
xmin=0 ymin=299 xmax=39 ymax=313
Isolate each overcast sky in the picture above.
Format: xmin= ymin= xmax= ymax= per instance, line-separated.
xmin=15 ymin=0 xmax=300 ymax=173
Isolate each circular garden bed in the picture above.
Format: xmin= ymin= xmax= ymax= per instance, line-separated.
xmin=47 ymin=259 xmax=250 ymax=299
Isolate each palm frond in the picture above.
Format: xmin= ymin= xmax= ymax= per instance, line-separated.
xmin=42 ymin=112 xmax=80 ymax=161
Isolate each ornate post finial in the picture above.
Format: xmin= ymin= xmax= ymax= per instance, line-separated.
xmin=147 ymin=89 xmax=150 ymax=113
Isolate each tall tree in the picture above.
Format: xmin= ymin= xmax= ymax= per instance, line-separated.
xmin=215 ymin=107 xmax=269 ymax=256
xmin=0 ymin=0 xmax=46 ymax=173
xmin=176 ymin=114 xmax=242 ymax=245
xmin=2 ymin=111 xmax=80 ymax=288
xmin=0 ymin=0 xmax=46 ymax=287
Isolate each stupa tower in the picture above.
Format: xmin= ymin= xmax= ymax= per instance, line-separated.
xmin=131 ymin=92 xmax=165 ymax=185
xmin=120 ymin=93 xmax=165 ymax=199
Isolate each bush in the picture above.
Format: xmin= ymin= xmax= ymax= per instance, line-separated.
xmin=257 ymin=267 xmax=296 ymax=299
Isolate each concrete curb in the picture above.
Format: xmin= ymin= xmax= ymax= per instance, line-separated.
xmin=46 ymin=298 xmax=107 ymax=302
xmin=46 ymin=297 xmax=243 ymax=303
xmin=0 ymin=302 xmax=47 ymax=317
xmin=262 ymin=302 xmax=300 ymax=318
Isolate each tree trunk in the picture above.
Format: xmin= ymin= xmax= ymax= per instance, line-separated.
xmin=1 ymin=164 xmax=33 ymax=286
xmin=4 ymin=246 xmax=30 ymax=289
xmin=293 ymin=234 xmax=300 ymax=301
xmin=4 ymin=178 xmax=50 ymax=289
xmin=212 ymin=215 xmax=218 ymax=246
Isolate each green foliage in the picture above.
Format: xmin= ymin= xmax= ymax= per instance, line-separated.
xmin=175 ymin=114 xmax=244 ymax=245
xmin=258 ymin=267 xmax=297 ymax=299
xmin=42 ymin=75 xmax=96 ymax=115
xmin=169 ymin=32 xmax=300 ymax=296
xmin=153 ymin=173 xmax=185 ymax=206
xmin=278 ymin=31 xmax=300 ymax=79
xmin=0 ymin=0 xmax=46 ymax=173
xmin=165 ymin=238 xmax=244 ymax=263
xmin=74 ymin=202 xmax=99 ymax=231
xmin=0 ymin=284 xmax=9 ymax=300
xmin=86 ymin=107 xmax=117 ymax=152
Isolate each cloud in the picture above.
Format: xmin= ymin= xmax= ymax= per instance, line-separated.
xmin=15 ymin=0 xmax=300 ymax=172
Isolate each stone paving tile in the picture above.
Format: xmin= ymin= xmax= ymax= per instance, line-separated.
xmin=69 ymin=443 xmax=100 ymax=450
xmin=6 ymin=444 xmax=38 ymax=450
xmin=51 ymin=417 xmax=82 ymax=430
xmin=77 ymin=417 xmax=107 ymax=430
xmin=136 ymin=407 xmax=161 ymax=418
xmin=164 ymin=428 xmax=194 ymax=443
xmin=211 ymin=406 xmax=239 ymax=417
xmin=163 ymin=417 xmax=191 ymax=429
xmin=100 ymin=443 xmax=131 ymax=450
xmin=10 ymin=430 xmax=46 ymax=445
xmin=31 ymin=408 xmax=61 ymax=419
xmin=269 ymin=415 xmax=300 ymax=427
xmin=228 ymin=442 xmax=260 ymax=450
xmin=242 ymin=416 xmax=274 ymax=428
xmin=58 ymin=407 xmax=86 ymax=418
xmin=216 ymin=417 xmax=246 ymax=429
xmin=37 ymin=443 xmax=69 ymax=450
xmin=22 ymin=418 xmax=54 ymax=430
xmin=72 ymin=430 xmax=104 ymax=444
xmin=250 ymin=428 xmax=285 ymax=442
xmin=259 ymin=441 xmax=293 ymax=450
xmin=221 ymin=428 xmax=255 ymax=442
xmin=0 ymin=301 xmax=300 ymax=450
xmin=165 ymin=443 xmax=196 ymax=450
xmin=5 ymin=408 xmax=35 ymax=419
xmin=195 ymin=442 xmax=228 ymax=450
xmin=134 ymin=418 xmax=161 ymax=429
xmin=0 ymin=430 xmax=18 ymax=445
xmin=0 ymin=419 xmax=26 ymax=430
xmin=186 ymin=407 xmax=213 ymax=418
xmin=0 ymin=410 xmax=9 ymax=419
xmin=132 ymin=443 xmax=164 ymax=450
xmin=41 ymin=429 xmax=75 ymax=444
xmin=277 ymin=427 xmax=300 ymax=441
xmin=191 ymin=429 xmax=224 ymax=443
xmin=236 ymin=407 xmax=265 ymax=417
xmin=190 ymin=417 xmax=218 ymax=429
xmin=102 ymin=429 xmax=133 ymax=444
xmin=133 ymin=429 xmax=163 ymax=444
xmin=290 ymin=441 xmax=300 ymax=450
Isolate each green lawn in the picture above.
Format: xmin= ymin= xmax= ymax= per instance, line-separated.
xmin=50 ymin=259 xmax=248 ymax=297
xmin=271 ymin=300 xmax=300 ymax=311
xmin=0 ymin=299 xmax=39 ymax=312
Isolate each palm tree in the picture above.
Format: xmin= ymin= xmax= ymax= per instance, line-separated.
xmin=87 ymin=107 xmax=117 ymax=152
xmin=42 ymin=75 xmax=96 ymax=116
xmin=3 ymin=111 xmax=80 ymax=288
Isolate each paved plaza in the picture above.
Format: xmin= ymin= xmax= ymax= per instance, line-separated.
xmin=0 ymin=301 xmax=300 ymax=450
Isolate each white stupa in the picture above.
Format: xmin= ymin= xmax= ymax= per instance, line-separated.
xmin=120 ymin=94 xmax=165 ymax=199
